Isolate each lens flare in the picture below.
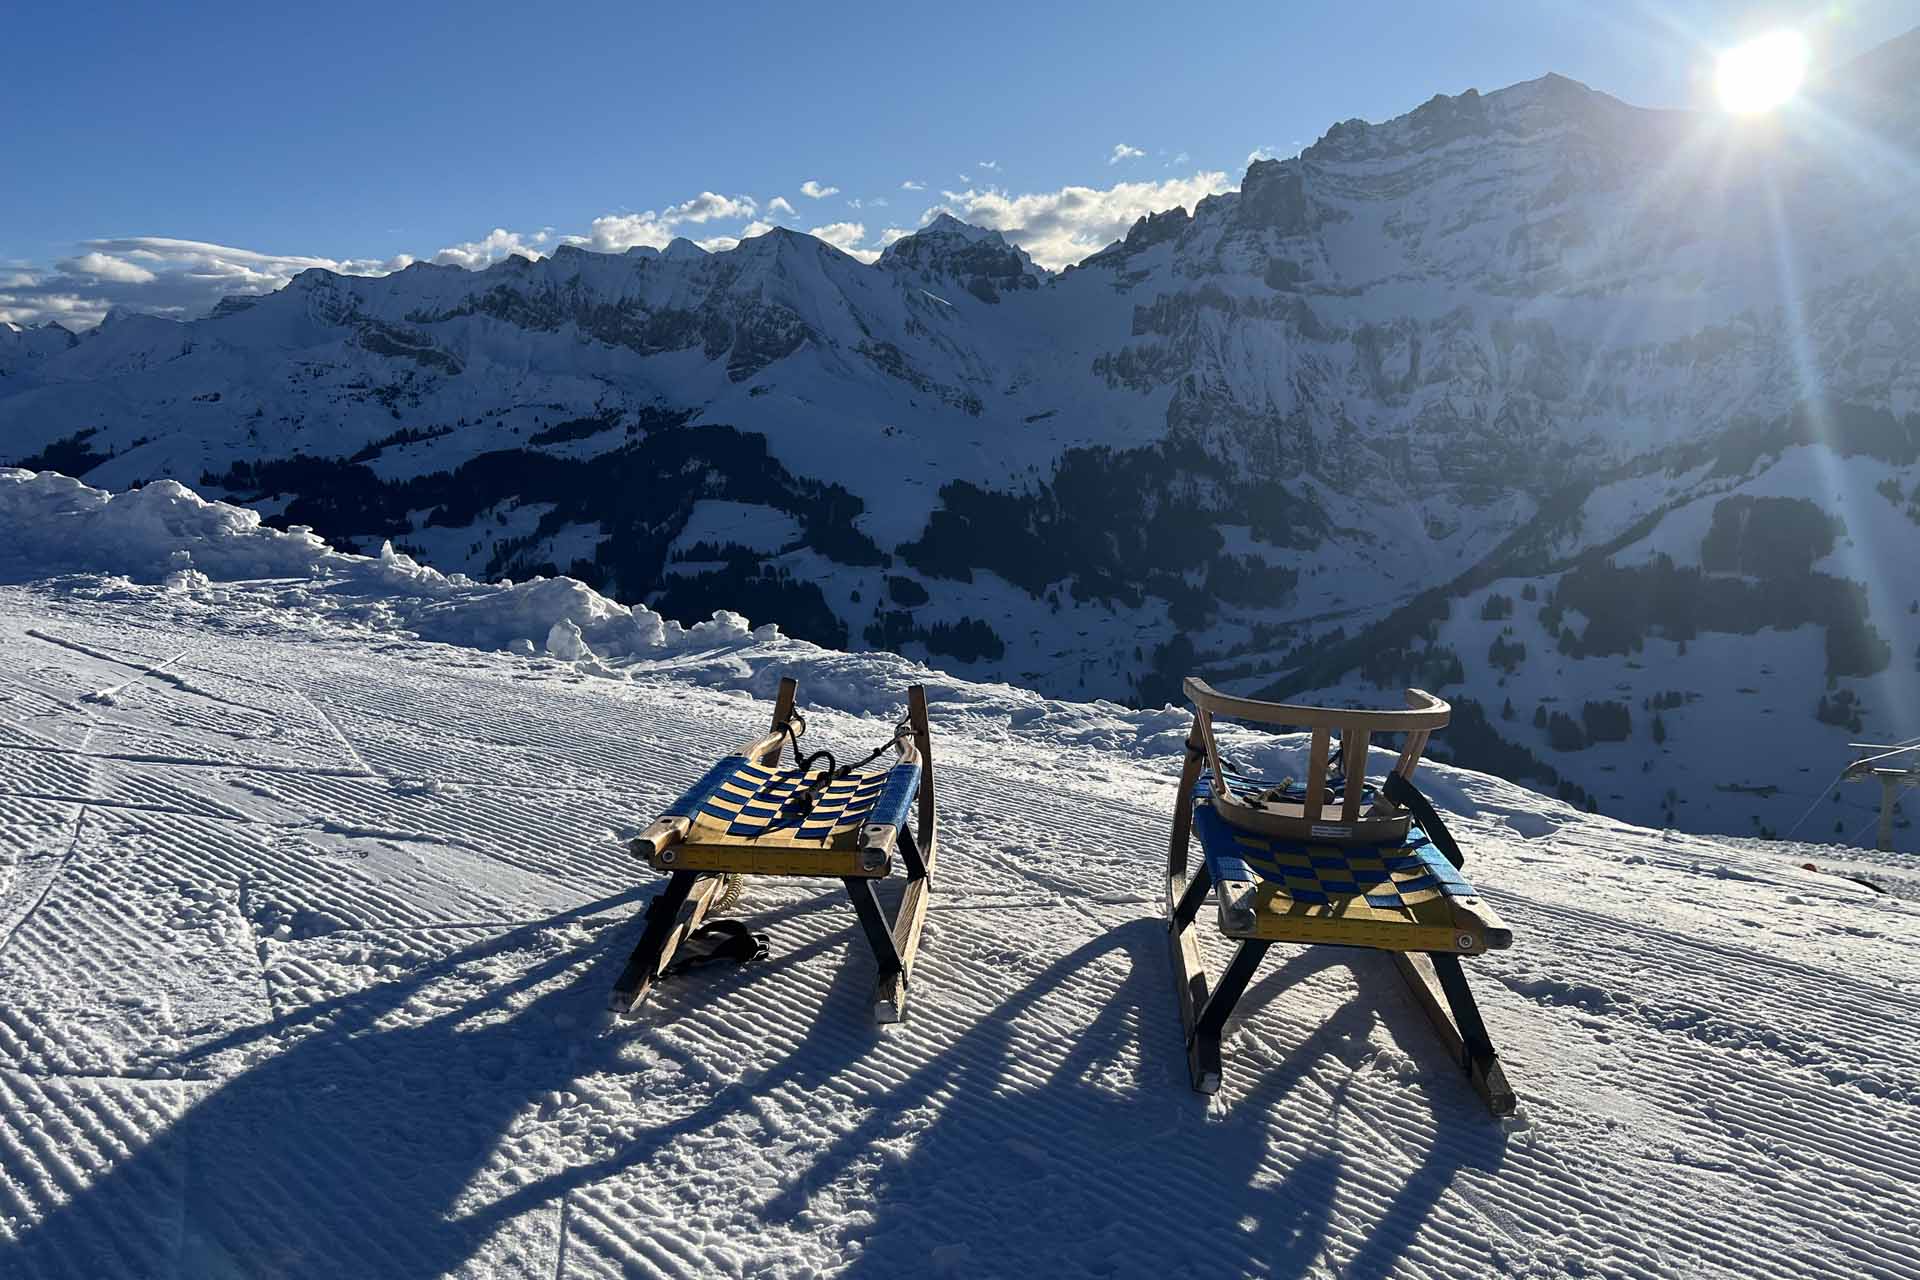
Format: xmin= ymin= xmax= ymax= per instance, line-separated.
xmin=1716 ymin=30 xmax=1810 ymax=115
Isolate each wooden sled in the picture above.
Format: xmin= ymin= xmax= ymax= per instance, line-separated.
xmin=612 ymin=676 xmax=937 ymax=1024
xmin=1166 ymin=678 xmax=1517 ymax=1115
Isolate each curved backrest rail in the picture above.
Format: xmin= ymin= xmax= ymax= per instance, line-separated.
xmin=1183 ymin=678 xmax=1451 ymax=837
xmin=1183 ymin=678 xmax=1451 ymax=733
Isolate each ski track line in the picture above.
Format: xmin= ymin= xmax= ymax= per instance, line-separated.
xmin=27 ymin=629 xmax=285 ymax=721
xmin=0 ymin=789 xmax=254 ymax=824
xmin=550 ymin=1192 xmax=572 ymax=1280
xmin=299 ymin=689 xmax=382 ymax=780
xmin=236 ymin=873 xmax=285 ymax=1035
xmin=80 ymin=645 xmax=196 ymax=707
xmin=0 ymin=805 xmax=89 ymax=961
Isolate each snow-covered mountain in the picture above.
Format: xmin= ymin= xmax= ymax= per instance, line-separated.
xmin=4 ymin=34 xmax=1919 ymax=840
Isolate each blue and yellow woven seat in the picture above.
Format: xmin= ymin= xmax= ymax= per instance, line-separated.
xmin=1192 ymin=772 xmax=1500 ymax=953
xmin=654 ymin=754 xmax=923 ymax=877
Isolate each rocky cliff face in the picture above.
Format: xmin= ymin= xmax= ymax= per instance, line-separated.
xmin=4 ymin=52 xmax=1918 ymax=838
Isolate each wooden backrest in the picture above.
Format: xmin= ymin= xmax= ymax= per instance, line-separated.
xmin=1183 ymin=678 xmax=1450 ymax=840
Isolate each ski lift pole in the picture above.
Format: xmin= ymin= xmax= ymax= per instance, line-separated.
xmin=1845 ymin=742 xmax=1920 ymax=852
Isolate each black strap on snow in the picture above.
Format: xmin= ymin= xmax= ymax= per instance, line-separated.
xmin=1384 ymin=772 xmax=1466 ymax=870
xmin=662 ymin=920 xmax=769 ymax=977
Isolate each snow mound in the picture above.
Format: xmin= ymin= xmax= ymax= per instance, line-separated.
xmin=0 ymin=468 xmax=771 ymax=666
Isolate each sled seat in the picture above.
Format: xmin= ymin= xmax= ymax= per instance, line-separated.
xmin=655 ymin=755 xmax=924 ymax=878
xmin=1167 ymin=678 xmax=1517 ymax=1114
xmin=1192 ymin=773 xmax=1509 ymax=954
xmin=614 ymin=676 xmax=938 ymax=1024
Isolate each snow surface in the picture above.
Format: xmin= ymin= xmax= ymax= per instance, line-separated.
xmin=2 ymin=467 xmax=1918 ymax=1277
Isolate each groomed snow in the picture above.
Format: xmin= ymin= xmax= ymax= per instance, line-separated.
xmin=1 ymin=467 xmax=1917 ymax=1278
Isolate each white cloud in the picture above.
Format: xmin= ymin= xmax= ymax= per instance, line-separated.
xmin=767 ymin=196 xmax=797 ymax=217
xmin=807 ymin=221 xmax=867 ymax=253
xmin=870 ymin=196 xmax=889 ymax=208
xmin=432 ymin=227 xmax=546 ymax=268
xmin=807 ymin=222 xmax=881 ymax=263
xmin=0 ymin=236 xmax=407 ymax=329
xmin=663 ymin=191 xmax=757 ymax=223
xmin=799 ymin=180 xmax=839 ymax=199
xmin=565 ymin=214 xmax=670 ymax=253
xmin=559 ymin=191 xmax=759 ymax=255
xmin=1247 ymin=145 xmax=1279 ymax=165
xmin=979 ymin=160 xmax=999 ymax=170
xmin=739 ymin=220 xmax=778 ymax=238
xmin=928 ymin=170 xmax=1232 ymax=270
xmin=0 ymin=290 xmax=96 ymax=329
xmin=1108 ymin=144 xmax=1145 ymax=165
xmin=60 ymin=252 xmax=157 ymax=284
xmin=878 ymin=227 xmax=913 ymax=248
xmin=900 ymin=179 xmax=925 ymax=191
xmin=847 ymin=198 xmax=863 ymax=210
xmin=695 ymin=235 xmax=742 ymax=253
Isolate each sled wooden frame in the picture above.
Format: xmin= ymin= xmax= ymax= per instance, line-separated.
xmin=1166 ymin=678 xmax=1517 ymax=1116
xmin=611 ymin=676 xmax=937 ymax=1024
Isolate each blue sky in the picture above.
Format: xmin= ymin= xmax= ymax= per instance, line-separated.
xmin=4 ymin=0 xmax=1914 ymax=328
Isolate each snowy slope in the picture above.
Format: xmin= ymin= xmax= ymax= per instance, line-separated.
xmin=2 ymin=470 xmax=1918 ymax=1278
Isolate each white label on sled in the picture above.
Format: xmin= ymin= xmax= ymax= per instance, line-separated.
xmin=1311 ymin=824 xmax=1351 ymax=839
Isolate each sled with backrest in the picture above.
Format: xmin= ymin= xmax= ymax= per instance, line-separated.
xmin=1165 ymin=678 xmax=1517 ymax=1115
xmin=612 ymin=676 xmax=937 ymax=1023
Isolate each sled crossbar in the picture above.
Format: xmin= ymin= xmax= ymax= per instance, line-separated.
xmin=612 ymin=677 xmax=938 ymax=1023
xmin=1166 ymin=684 xmax=1519 ymax=1116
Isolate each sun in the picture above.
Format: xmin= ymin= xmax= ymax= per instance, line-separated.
xmin=1716 ymin=30 xmax=1810 ymax=114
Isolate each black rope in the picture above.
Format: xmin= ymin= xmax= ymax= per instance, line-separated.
xmin=785 ymin=718 xmax=911 ymax=818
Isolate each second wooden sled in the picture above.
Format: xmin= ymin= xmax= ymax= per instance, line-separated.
xmin=611 ymin=676 xmax=937 ymax=1023
xmin=1166 ymin=678 xmax=1518 ymax=1116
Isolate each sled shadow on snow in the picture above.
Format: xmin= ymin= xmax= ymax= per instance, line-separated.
xmin=1 ymin=892 xmax=1505 ymax=1279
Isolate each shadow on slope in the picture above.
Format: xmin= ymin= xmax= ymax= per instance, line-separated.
xmin=2 ymin=900 xmax=1504 ymax=1278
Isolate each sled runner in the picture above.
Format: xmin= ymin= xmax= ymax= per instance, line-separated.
xmin=1165 ymin=679 xmax=1517 ymax=1115
xmin=612 ymin=676 xmax=937 ymax=1023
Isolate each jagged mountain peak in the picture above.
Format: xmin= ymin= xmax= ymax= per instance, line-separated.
xmin=880 ymin=214 xmax=1042 ymax=301
xmin=1301 ymin=71 xmax=1640 ymax=168
xmin=733 ymin=225 xmax=841 ymax=260
xmin=909 ymin=212 xmax=1002 ymax=242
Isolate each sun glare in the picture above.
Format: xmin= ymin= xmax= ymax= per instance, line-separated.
xmin=1716 ymin=30 xmax=1809 ymax=115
